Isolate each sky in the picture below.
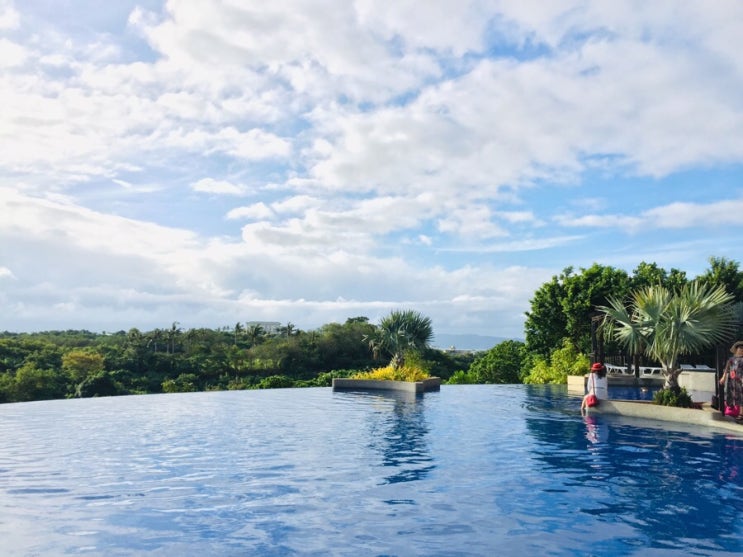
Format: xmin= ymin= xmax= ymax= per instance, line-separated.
xmin=1 ymin=0 xmax=743 ymax=340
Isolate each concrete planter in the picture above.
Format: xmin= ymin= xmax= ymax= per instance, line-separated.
xmin=332 ymin=377 xmax=441 ymax=393
xmin=567 ymin=375 xmax=585 ymax=393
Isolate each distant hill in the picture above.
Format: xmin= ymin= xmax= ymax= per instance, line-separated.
xmin=432 ymin=333 xmax=519 ymax=351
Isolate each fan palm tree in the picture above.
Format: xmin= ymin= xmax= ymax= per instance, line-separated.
xmin=364 ymin=310 xmax=434 ymax=369
xmin=599 ymin=281 xmax=735 ymax=390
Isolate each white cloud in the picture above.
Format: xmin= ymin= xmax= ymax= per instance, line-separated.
xmin=555 ymin=198 xmax=743 ymax=232
xmin=3 ymin=1 xmax=743 ymax=337
xmin=129 ymin=0 xmax=443 ymax=103
xmin=270 ymin=195 xmax=324 ymax=215
xmin=0 ymin=185 xmax=545 ymax=336
xmin=494 ymin=210 xmax=538 ymax=224
xmin=442 ymin=235 xmax=586 ymax=253
xmin=0 ymin=38 xmax=25 ymax=66
xmin=437 ymin=205 xmax=508 ymax=239
xmin=227 ymin=202 xmax=274 ymax=220
xmin=355 ymin=0 xmax=493 ymax=55
xmin=554 ymin=213 xmax=644 ymax=229
xmin=0 ymin=1 xmax=19 ymax=30
xmin=192 ymin=178 xmax=245 ymax=195
xmin=643 ymin=198 xmax=743 ymax=229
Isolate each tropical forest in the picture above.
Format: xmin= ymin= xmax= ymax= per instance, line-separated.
xmin=1 ymin=257 xmax=742 ymax=404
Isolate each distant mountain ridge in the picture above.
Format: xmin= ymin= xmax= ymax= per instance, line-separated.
xmin=432 ymin=333 xmax=519 ymax=351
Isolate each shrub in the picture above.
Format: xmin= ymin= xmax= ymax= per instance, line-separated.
xmin=653 ymin=386 xmax=693 ymax=408
xmin=75 ymin=372 xmax=127 ymax=397
xmin=351 ymin=364 xmax=429 ymax=382
xmin=256 ymin=375 xmax=294 ymax=389
xmin=446 ymin=370 xmax=477 ymax=384
xmin=302 ymin=369 xmax=358 ymax=387
xmin=522 ymin=338 xmax=590 ymax=384
xmin=162 ymin=373 xmax=199 ymax=393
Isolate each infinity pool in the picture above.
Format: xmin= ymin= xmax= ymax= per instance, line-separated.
xmin=1 ymin=385 xmax=741 ymax=556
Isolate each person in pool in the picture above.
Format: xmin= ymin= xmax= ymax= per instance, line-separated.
xmin=581 ymin=362 xmax=608 ymax=413
xmin=720 ymin=340 xmax=743 ymax=418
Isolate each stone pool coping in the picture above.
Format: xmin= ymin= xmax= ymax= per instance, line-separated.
xmin=331 ymin=377 xmax=441 ymax=393
xmin=589 ymin=399 xmax=743 ymax=435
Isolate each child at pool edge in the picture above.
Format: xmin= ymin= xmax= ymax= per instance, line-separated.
xmin=581 ymin=362 xmax=608 ymax=413
xmin=719 ymin=340 xmax=743 ymax=418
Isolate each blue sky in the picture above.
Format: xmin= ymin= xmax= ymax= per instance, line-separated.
xmin=1 ymin=0 xmax=743 ymax=339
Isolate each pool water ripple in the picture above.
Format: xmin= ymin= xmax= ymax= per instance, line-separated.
xmin=1 ymin=385 xmax=743 ymax=555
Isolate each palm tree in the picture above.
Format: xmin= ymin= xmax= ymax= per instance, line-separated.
xmin=246 ymin=324 xmax=266 ymax=347
xmin=364 ymin=310 xmax=434 ymax=369
xmin=233 ymin=322 xmax=244 ymax=346
xmin=166 ymin=322 xmax=182 ymax=354
xmin=599 ymin=281 xmax=735 ymax=390
xmin=279 ymin=322 xmax=296 ymax=337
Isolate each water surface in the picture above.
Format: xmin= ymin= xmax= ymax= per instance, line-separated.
xmin=0 ymin=385 xmax=741 ymax=556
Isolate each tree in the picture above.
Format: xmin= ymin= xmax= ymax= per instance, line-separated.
xmin=245 ymin=324 xmax=266 ymax=346
xmin=630 ymin=261 xmax=687 ymax=291
xmin=75 ymin=372 xmax=126 ymax=398
xmin=166 ymin=322 xmax=182 ymax=354
xmin=697 ymin=256 xmax=743 ymax=302
xmin=233 ymin=322 xmax=244 ymax=346
xmin=62 ymin=349 xmax=105 ymax=384
xmin=525 ymin=264 xmax=630 ymax=357
xmin=11 ymin=362 xmax=67 ymax=402
xmin=365 ymin=310 xmax=434 ymax=369
xmin=315 ymin=319 xmax=377 ymax=371
xmin=599 ymin=281 xmax=735 ymax=390
xmin=468 ymin=340 xmax=525 ymax=384
xmin=162 ymin=373 xmax=199 ymax=393
xmin=524 ymin=271 xmax=568 ymax=358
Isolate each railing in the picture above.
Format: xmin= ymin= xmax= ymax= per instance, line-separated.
xmin=605 ymin=362 xmax=716 ymax=378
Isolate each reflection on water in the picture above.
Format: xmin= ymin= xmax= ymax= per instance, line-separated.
xmin=1 ymin=386 xmax=743 ymax=556
xmin=361 ymin=390 xmax=435 ymax=484
xmin=583 ymin=414 xmax=608 ymax=444
xmin=522 ymin=384 xmax=743 ymax=555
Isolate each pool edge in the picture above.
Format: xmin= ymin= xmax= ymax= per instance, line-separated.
xmin=590 ymin=400 xmax=743 ymax=435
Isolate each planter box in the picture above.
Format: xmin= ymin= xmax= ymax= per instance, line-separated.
xmin=332 ymin=377 xmax=441 ymax=393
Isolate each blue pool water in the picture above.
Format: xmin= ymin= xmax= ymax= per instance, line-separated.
xmin=1 ymin=385 xmax=742 ymax=556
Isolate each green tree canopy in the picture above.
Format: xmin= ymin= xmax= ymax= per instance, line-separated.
xmin=468 ymin=340 xmax=525 ymax=384
xmin=62 ymin=348 xmax=105 ymax=383
xmin=525 ymin=264 xmax=630 ymax=357
xmin=697 ymin=256 xmax=743 ymax=302
xmin=630 ymin=262 xmax=688 ymax=291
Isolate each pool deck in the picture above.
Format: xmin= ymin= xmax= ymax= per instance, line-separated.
xmin=588 ymin=400 xmax=743 ymax=435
